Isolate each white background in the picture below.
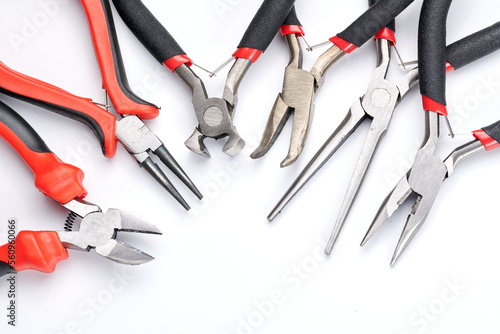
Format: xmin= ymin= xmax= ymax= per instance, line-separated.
xmin=1 ymin=0 xmax=500 ymax=333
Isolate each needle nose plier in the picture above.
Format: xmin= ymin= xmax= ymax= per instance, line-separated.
xmin=362 ymin=120 xmax=500 ymax=265
xmin=110 ymin=0 xmax=296 ymax=158
xmin=267 ymin=5 xmax=500 ymax=256
xmin=361 ymin=0 xmax=500 ymax=265
xmin=251 ymin=0 xmax=415 ymax=167
xmin=0 ymin=100 xmax=161 ymax=275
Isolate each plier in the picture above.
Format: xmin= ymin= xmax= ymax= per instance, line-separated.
xmin=361 ymin=0 xmax=500 ymax=265
xmin=0 ymin=0 xmax=204 ymax=210
xmin=267 ymin=11 xmax=500 ymax=253
xmin=251 ymin=0 xmax=415 ymax=167
xmin=0 ymin=100 xmax=161 ymax=275
xmin=110 ymin=0 xmax=295 ymax=158
xmin=362 ymin=120 xmax=500 ymax=265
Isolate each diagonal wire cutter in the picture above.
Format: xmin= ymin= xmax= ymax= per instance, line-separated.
xmin=0 ymin=100 xmax=161 ymax=275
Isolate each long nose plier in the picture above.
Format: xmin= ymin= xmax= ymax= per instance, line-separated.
xmin=0 ymin=101 xmax=161 ymax=275
xmin=361 ymin=119 xmax=500 ymax=265
xmin=267 ymin=3 xmax=500 ymax=257
xmin=361 ymin=0 xmax=500 ymax=264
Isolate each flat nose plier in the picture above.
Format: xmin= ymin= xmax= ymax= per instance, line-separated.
xmin=110 ymin=0 xmax=296 ymax=158
xmin=251 ymin=0 xmax=415 ymax=167
xmin=0 ymin=101 xmax=161 ymax=275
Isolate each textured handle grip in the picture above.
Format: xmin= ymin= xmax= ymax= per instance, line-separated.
xmin=80 ymin=0 xmax=159 ymax=119
xmin=446 ymin=21 xmax=500 ymax=71
xmin=282 ymin=6 xmax=301 ymax=26
xmin=111 ymin=0 xmax=186 ymax=64
xmin=0 ymin=231 xmax=68 ymax=273
xmin=418 ymin=0 xmax=453 ymax=109
xmin=0 ymin=61 xmax=117 ymax=158
xmin=0 ymin=101 xmax=87 ymax=204
xmin=337 ymin=0 xmax=413 ymax=47
xmin=237 ymin=0 xmax=295 ymax=52
xmin=368 ymin=0 xmax=396 ymax=32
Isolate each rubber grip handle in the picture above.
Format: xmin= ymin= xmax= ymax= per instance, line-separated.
xmin=482 ymin=121 xmax=500 ymax=144
xmin=80 ymin=0 xmax=159 ymax=119
xmin=111 ymin=0 xmax=185 ymax=64
xmin=282 ymin=6 xmax=301 ymax=26
xmin=0 ymin=231 xmax=68 ymax=273
xmin=418 ymin=0 xmax=453 ymax=108
xmin=446 ymin=22 xmax=500 ymax=71
xmin=237 ymin=0 xmax=296 ymax=52
xmin=368 ymin=0 xmax=395 ymax=32
xmin=0 ymin=101 xmax=87 ymax=204
xmin=337 ymin=0 xmax=412 ymax=47
xmin=0 ymin=61 xmax=117 ymax=158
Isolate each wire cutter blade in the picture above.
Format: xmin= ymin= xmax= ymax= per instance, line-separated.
xmin=59 ymin=207 xmax=162 ymax=265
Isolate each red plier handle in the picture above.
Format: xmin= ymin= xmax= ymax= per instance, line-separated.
xmin=0 ymin=61 xmax=117 ymax=158
xmin=0 ymin=101 xmax=87 ymax=204
xmin=80 ymin=0 xmax=159 ymax=119
xmin=0 ymin=231 xmax=68 ymax=274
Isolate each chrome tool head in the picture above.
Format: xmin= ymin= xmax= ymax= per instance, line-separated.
xmin=176 ymin=60 xmax=250 ymax=158
xmin=252 ymin=38 xmax=346 ymax=167
xmin=115 ymin=115 xmax=202 ymax=210
xmin=59 ymin=201 xmax=161 ymax=265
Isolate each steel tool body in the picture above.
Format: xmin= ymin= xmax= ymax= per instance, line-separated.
xmin=361 ymin=0 xmax=500 ymax=264
xmin=361 ymin=120 xmax=500 ymax=264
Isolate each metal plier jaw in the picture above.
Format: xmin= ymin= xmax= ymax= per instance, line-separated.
xmin=268 ymin=39 xmax=417 ymax=223
xmin=114 ymin=115 xmax=202 ymax=210
xmin=176 ymin=59 xmax=251 ymax=158
xmin=61 ymin=198 xmax=161 ymax=265
xmin=361 ymin=135 xmax=487 ymax=265
xmin=360 ymin=111 xmax=445 ymax=265
xmin=252 ymin=41 xmax=346 ymax=167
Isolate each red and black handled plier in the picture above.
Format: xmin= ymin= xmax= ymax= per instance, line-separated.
xmin=0 ymin=100 xmax=161 ymax=276
xmin=0 ymin=0 xmax=205 ymax=210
